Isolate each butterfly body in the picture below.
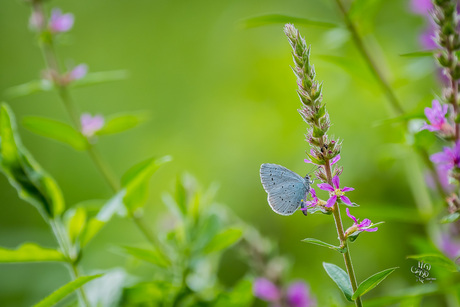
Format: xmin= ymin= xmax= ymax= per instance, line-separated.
xmin=260 ymin=163 xmax=313 ymax=216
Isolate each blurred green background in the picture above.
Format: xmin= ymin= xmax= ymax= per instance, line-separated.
xmin=0 ymin=0 xmax=448 ymax=306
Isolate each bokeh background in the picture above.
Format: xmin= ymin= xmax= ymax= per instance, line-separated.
xmin=0 ymin=0 xmax=448 ymax=306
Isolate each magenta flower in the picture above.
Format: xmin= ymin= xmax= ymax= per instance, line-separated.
xmin=69 ymin=64 xmax=88 ymax=81
xmin=431 ymin=141 xmax=460 ymax=171
xmin=410 ymin=0 xmax=433 ymax=15
xmin=425 ymin=165 xmax=456 ymax=194
xmin=345 ymin=208 xmax=378 ymax=234
xmin=304 ymin=153 xmax=340 ymax=165
xmin=286 ymin=281 xmax=315 ymax=307
xmin=317 ymin=175 xmax=354 ymax=207
xmin=81 ymin=113 xmax=104 ymax=137
xmin=253 ymin=278 xmax=281 ymax=302
xmin=419 ymin=27 xmax=437 ymax=50
xmin=421 ymin=100 xmax=451 ymax=133
xmin=439 ymin=234 xmax=460 ymax=259
xmin=49 ymin=8 xmax=74 ymax=33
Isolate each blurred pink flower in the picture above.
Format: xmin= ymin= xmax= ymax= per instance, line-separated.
xmin=286 ymin=281 xmax=315 ymax=307
xmin=69 ymin=64 xmax=88 ymax=81
xmin=253 ymin=278 xmax=281 ymax=302
xmin=410 ymin=0 xmax=433 ymax=15
xmin=49 ymin=8 xmax=74 ymax=33
xmin=421 ymin=100 xmax=451 ymax=133
xmin=346 ymin=208 xmax=378 ymax=233
xmin=431 ymin=141 xmax=460 ymax=171
xmin=425 ymin=165 xmax=456 ymax=193
xmin=419 ymin=27 xmax=437 ymax=49
xmin=81 ymin=113 xmax=104 ymax=137
xmin=439 ymin=234 xmax=460 ymax=259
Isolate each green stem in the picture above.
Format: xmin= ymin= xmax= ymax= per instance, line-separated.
xmin=334 ymin=0 xmax=404 ymax=116
xmin=50 ymin=219 xmax=90 ymax=307
xmin=324 ymin=160 xmax=363 ymax=307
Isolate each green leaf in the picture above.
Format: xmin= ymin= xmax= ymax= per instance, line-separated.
xmin=239 ymin=14 xmax=337 ymax=29
xmin=323 ymin=262 xmax=353 ymax=302
xmin=352 ymin=267 xmax=398 ymax=299
xmin=441 ymin=212 xmax=460 ymax=224
xmin=215 ymin=278 xmax=254 ymax=307
xmin=34 ymin=274 xmax=102 ymax=307
xmin=121 ymin=156 xmax=172 ymax=212
xmin=119 ymin=246 xmax=170 ymax=268
xmin=302 ymin=238 xmax=343 ymax=252
xmin=22 ymin=116 xmax=88 ymax=150
xmin=407 ymin=254 xmax=457 ymax=272
xmin=80 ymin=191 xmax=127 ymax=247
xmin=71 ymin=70 xmax=129 ymax=88
xmin=96 ymin=112 xmax=149 ymax=136
xmin=0 ymin=104 xmax=65 ymax=218
xmin=203 ymin=228 xmax=243 ymax=254
xmin=65 ymin=207 xmax=87 ymax=244
xmin=0 ymin=243 xmax=65 ymax=262
xmin=400 ymin=50 xmax=437 ymax=58
xmin=3 ymin=79 xmax=53 ymax=99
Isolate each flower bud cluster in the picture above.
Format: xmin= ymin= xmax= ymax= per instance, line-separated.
xmin=284 ymin=24 xmax=341 ymax=181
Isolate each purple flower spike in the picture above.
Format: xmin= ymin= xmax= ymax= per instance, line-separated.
xmin=431 ymin=141 xmax=460 ymax=171
xmin=81 ymin=113 xmax=104 ymax=137
xmin=317 ymin=175 xmax=354 ymax=207
xmin=69 ymin=64 xmax=88 ymax=81
xmin=253 ymin=278 xmax=281 ymax=302
xmin=421 ymin=100 xmax=451 ymax=133
xmin=346 ymin=208 xmax=378 ymax=232
xmin=286 ymin=281 xmax=314 ymax=307
xmin=410 ymin=0 xmax=433 ymax=15
xmin=49 ymin=8 xmax=74 ymax=33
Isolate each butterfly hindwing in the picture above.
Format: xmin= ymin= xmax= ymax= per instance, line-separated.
xmin=260 ymin=163 xmax=310 ymax=216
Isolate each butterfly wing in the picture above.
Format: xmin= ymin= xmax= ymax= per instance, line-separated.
xmin=260 ymin=163 xmax=310 ymax=216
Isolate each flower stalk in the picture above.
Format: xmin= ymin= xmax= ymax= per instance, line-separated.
xmin=284 ymin=24 xmax=363 ymax=307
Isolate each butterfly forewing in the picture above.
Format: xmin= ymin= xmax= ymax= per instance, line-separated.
xmin=260 ymin=163 xmax=310 ymax=216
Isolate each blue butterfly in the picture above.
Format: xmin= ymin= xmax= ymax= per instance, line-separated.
xmin=260 ymin=163 xmax=313 ymax=216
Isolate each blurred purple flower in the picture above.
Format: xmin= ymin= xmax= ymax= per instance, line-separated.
xmin=346 ymin=208 xmax=378 ymax=232
xmin=81 ymin=113 xmax=104 ymax=137
xmin=410 ymin=0 xmax=433 ymax=15
xmin=439 ymin=234 xmax=460 ymax=259
xmin=253 ymin=278 xmax=281 ymax=302
xmin=431 ymin=141 xmax=460 ymax=171
xmin=69 ymin=64 xmax=88 ymax=81
xmin=425 ymin=165 xmax=456 ymax=193
xmin=419 ymin=27 xmax=437 ymax=49
xmin=49 ymin=8 xmax=74 ymax=33
xmin=421 ymin=100 xmax=450 ymax=132
xmin=317 ymin=175 xmax=354 ymax=207
xmin=286 ymin=281 xmax=315 ymax=307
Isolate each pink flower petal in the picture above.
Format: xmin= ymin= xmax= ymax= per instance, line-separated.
xmin=332 ymin=175 xmax=340 ymax=189
xmin=310 ymin=188 xmax=316 ymax=198
xmin=341 ymin=187 xmax=354 ymax=192
xmin=325 ymin=195 xmax=337 ymax=208
xmin=331 ymin=154 xmax=341 ymax=165
xmin=253 ymin=278 xmax=281 ymax=302
xmin=364 ymin=227 xmax=378 ymax=232
xmin=346 ymin=208 xmax=358 ymax=224
xmin=358 ymin=218 xmax=372 ymax=228
xmin=317 ymin=183 xmax=334 ymax=192
xmin=304 ymin=158 xmax=313 ymax=164
xmin=340 ymin=195 xmax=352 ymax=205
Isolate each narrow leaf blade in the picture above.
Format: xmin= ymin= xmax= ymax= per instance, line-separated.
xmin=240 ymin=14 xmax=337 ymax=29
xmin=0 ymin=243 xmax=65 ymax=262
xmin=323 ymin=262 xmax=353 ymax=302
xmin=302 ymin=238 xmax=341 ymax=251
xmin=96 ymin=112 xmax=149 ymax=136
xmin=34 ymin=274 xmax=102 ymax=307
xmin=120 ymin=246 xmax=170 ymax=268
xmin=352 ymin=267 xmax=398 ymax=299
xmin=203 ymin=228 xmax=243 ymax=254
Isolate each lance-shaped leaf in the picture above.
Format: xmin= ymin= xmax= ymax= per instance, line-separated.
xmin=0 ymin=243 xmax=65 ymax=263
xmin=22 ymin=116 xmax=88 ymax=150
xmin=203 ymin=228 xmax=243 ymax=254
xmin=323 ymin=262 xmax=353 ymax=302
xmin=34 ymin=274 xmax=102 ymax=307
xmin=407 ymin=254 xmax=457 ymax=272
xmin=441 ymin=212 xmax=460 ymax=224
xmin=0 ymin=104 xmax=65 ymax=218
xmin=352 ymin=267 xmax=398 ymax=300
xmin=240 ymin=14 xmax=337 ymax=29
xmin=400 ymin=50 xmax=437 ymax=58
xmin=121 ymin=155 xmax=172 ymax=212
xmin=302 ymin=238 xmax=345 ymax=252
xmin=3 ymin=79 xmax=53 ymax=99
xmin=96 ymin=111 xmax=149 ymax=136
xmin=119 ymin=246 xmax=170 ymax=268
xmin=71 ymin=70 xmax=129 ymax=88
